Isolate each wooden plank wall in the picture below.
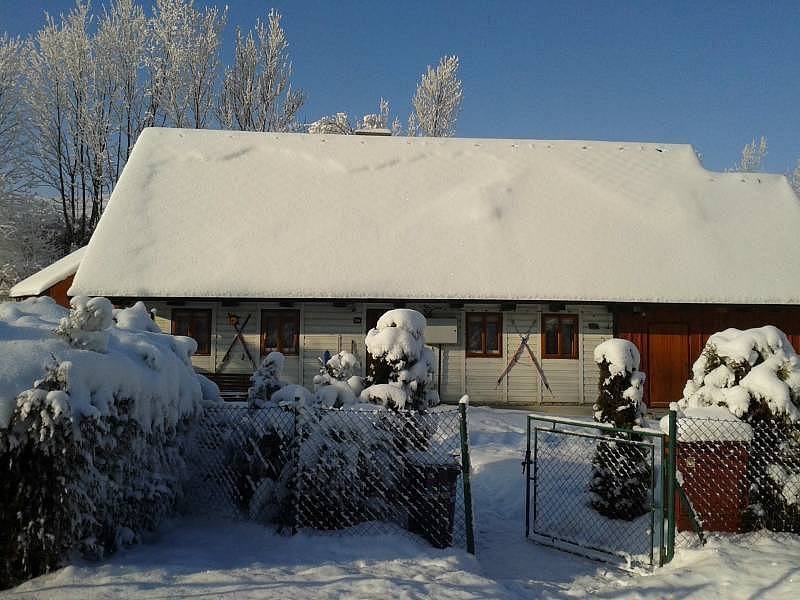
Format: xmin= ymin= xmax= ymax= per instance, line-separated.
xmin=146 ymin=300 xmax=614 ymax=407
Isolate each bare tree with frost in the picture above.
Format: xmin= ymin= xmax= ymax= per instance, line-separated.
xmin=146 ymin=0 xmax=227 ymax=129
xmin=736 ymin=136 xmax=768 ymax=172
xmin=25 ymin=3 xmax=115 ymax=247
xmin=218 ymin=10 xmax=305 ymax=132
xmin=0 ymin=34 xmax=29 ymax=198
xmin=97 ymin=0 xmax=149 ymax=181
xmin=410 ymin=55 xmax=463 ymax=137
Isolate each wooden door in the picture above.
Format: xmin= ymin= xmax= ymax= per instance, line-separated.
xmin=647 ymin=323 xmax=689 ymax=409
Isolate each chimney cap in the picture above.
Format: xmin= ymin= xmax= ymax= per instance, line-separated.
xmin=354 ymin=128 xmax=392 ymax=137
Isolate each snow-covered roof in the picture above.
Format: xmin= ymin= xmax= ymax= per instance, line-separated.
xmin=71 ymin=128 xmax=800 ymax=304
xmin=10 ymin=246 xmax=86 ymax=297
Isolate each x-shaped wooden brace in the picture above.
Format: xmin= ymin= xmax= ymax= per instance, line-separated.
xmin=219 ymin=313 xmax=257 ymax=370
xmin=496 ymin=317 xmax=556 ymax=400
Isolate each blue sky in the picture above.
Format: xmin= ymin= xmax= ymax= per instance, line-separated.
xmin=2 ymin=0 xmax=798 ymax=173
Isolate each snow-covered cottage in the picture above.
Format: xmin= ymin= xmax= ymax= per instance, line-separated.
xmin=51 ymin=127 xmax=800 ymax=409
xmin=9 ymin=246 xmax=85 ymax=307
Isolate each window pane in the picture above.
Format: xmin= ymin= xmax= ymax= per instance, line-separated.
xmin=544 ymin=317 xmax=559 ymax=355
xmin=561 ymin=322 xmax=575 ymax=357
xmin=486 ymin=319 xmax=500 ymax=353
xmin=262 ymin=315 xmax=278 ymax=352
xmin=281 ymin=316 xmax=298 ymax=354
xmin=173 ymin=312 xmax=190 ymax=337
xmin=467 ymin=316 xmax=484 ymax=353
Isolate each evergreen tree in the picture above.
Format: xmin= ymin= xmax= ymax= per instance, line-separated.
xmin=588 ymin=339 xmax=651 ymax=520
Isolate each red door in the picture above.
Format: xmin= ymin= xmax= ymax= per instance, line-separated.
xmin=647 ymin=323 xmax=689 ymax=409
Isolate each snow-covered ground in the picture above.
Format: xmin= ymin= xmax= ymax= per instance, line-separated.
xmin=4 ymin=407 xmax=799 ymax=599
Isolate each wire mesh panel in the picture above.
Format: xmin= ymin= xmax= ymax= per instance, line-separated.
xmin=185 ymin=403 xmax=469 ymax=550
xmin=525 ymin=416 xmax=666 ymax=568
xmin=674 ymin=416 xmax=800 ymax=547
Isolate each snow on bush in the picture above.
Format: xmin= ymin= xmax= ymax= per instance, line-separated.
xmin=55 ymin=295 xmax=114 ymax=352
xmin=0 ymin=297 xmax=211 ymax=589
xmin=679 ymin=326 xmax=800 ymax=421
xmin=675 ymin=326 xmax=800 ymax=533
xmin=113 ymin=301 xmax=160 ymax=333
xmin=313 ymin=351 xmax=362 ymax=408
xmin=362 ymin=309 xmax=439 ymax=412
xmin=589 ymin=338 xmax=650 ymax=521
xmin=247 ymin=351 xmax=287 ymax=408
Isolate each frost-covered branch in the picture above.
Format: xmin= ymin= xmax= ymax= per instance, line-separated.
xmin=308 ymin=98 xmax=396 ymax=135
xmin=146 ymin=0 xmax=226 ymax=129
xmin=218 ymin=10 xmax=305 ymax=132
xmin=411 ymin=55 xmax=463 ymax=137
xmin=736 ymin=136 xmax=768 ymax=172
xmin=0 ymin=34 xmax=29 ymax=198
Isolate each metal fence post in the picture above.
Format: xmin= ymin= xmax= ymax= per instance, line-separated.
xmin=666 ymin=409 xmax=677 ymax=563
xmin=525 ymin=415 xmax=532 ymax=539
xmin=458 ymin=396 xmax=476 ymax=555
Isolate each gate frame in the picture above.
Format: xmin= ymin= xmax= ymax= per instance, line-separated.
xmin=524 ymin=413 xmax=674 ymax=567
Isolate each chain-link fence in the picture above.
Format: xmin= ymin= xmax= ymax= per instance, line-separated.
xmin=184 ymin=403 xmax=473 ymax=551
xmin=673 ymin=416 xmax=800 ymax=547
xmin=525 ymin=415 xmax=667 ymax=568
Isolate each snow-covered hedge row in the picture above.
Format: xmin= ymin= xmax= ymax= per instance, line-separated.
xmin=0 ymin=297 xmax=217 ymax=589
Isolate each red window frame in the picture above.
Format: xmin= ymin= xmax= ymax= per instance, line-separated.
xmin=466 ymin=312 xmax=503 ymax=358
xmin=260 ymin=310 xmax=300 ymax=356
xmin=541 ymin=314 xmax=578 ymax=359
xmin=171 ymin=309 xmax=212 ymax=356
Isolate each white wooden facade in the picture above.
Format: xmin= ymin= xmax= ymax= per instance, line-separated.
xmin=147 ymin=300 xmax=613 ymax=406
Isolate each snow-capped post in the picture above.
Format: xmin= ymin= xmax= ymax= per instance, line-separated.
xmin=588 ymin=339 xmax=651 ymax=520
xmin=458 ymin=395 xmax=475 ymax=554
xmin=360 ymin=309 xmax=439 ymax=412
xmin=665 ymin=407 xmax=678 ymax=563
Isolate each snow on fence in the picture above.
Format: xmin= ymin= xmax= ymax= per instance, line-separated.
xmin=185 ymin=403 xmax=472 ymax=551
xmin=672 ymin=416 xmax=800 ymax=545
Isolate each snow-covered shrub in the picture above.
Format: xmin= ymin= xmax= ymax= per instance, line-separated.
xmin=677 ymin=326 xmax=800 ymax=532
xmin=247 ymin=351 xmax=287 ymax=408
xmin=296 ymin=406 xmax=396 ymax=530
xmin=55 ymin=295 xmax=114 ymax=352
xmin=0 ymin=298 xmax=207 ymax=589
xmin=679 ymin=326 xmax=800 ymax=422
xmin=362 ymin=309 xmax=439 ymax=412
xmin=588 ymin=339 xmax=651 ymax=521
xmin=313 ymin=351 xmax=362 ymax=408
xmin=114 ymin=301 xmax=160 ymax=333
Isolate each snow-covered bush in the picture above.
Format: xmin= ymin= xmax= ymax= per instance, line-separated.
xmin=588 ymin=339 xmax=651 ymax=521
xmin=296 ymin=406 xmax=396 ymax=529
xmin=0 ymin=298 xmax=209 ymax=589
xmin=362 ymin=309 xmax=439 ymax=412
xmin=247 ymin=351 xmax=287 ymax=408
xmin=677 ymin=326 xmax=800 ymax=532
xmin=55 ymin=295 xmax=114 ymax=352
xmin=679 ymin=326 xmax=800 ymax=422
xmin=313 ymin=351 xmax=362 ymax=408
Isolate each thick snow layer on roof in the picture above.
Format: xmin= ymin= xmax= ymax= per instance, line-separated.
xmin=71 ymin=128 xmax=800 ymax=303
xmin=10 ymin=246 xmax=85 ymax=297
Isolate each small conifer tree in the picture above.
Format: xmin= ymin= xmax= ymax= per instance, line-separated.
xmin=588 ymin=339 xmax=651 ymax=520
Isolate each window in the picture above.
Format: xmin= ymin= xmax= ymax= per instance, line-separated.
xmin=466 ymin=313 xmax=503 ymax=357
xmin=171 ymin=309 xmax=212 ymax=356
xmin=261 ymin=310 xmax=300 ymax=356
xmin=542 ymin=314 xmax=578 ymax=359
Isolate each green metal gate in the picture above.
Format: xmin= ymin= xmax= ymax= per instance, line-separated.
xmin=524 ymin=414 xmax=675 ymax=568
